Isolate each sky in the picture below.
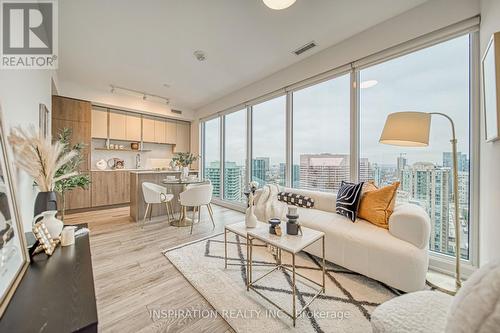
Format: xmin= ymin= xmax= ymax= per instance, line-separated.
xmin=204 ymin=34 xmax=470 ymax=170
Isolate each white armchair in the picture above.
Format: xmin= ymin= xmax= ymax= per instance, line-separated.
xmin=179 ymin=184 xmax=215 ymax=234
xmin=141 ymin=182 xmax=174 ymax=225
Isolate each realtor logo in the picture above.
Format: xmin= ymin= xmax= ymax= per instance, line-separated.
xmin=1 ymin=0 xmax=58 ymax=69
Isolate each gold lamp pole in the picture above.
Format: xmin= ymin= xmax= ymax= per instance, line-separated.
xmin=379 ymin=111 xmax=461 ymax=295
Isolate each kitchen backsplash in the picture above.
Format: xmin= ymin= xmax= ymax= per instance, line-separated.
xmin=91 ymin=139 xmax=174 ymax=170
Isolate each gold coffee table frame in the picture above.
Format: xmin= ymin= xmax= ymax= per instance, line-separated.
xmin=246 ymin=230 xmax=326 ymax=327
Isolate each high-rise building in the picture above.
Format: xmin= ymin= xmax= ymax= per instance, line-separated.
xmin=205 ymin=161 xmax=221 ymax=197
xmin=224 ymin=162 xmax=243 ymax=202
xmin=397 ymin=154 xmax=407 ymax=173
xmin=400 ymin=162 xmax=451 ymax=253
xmin=443 ymin=152 xmax=468 ymax=172
xmin=279 ymin=163 xmax=300 ymax=187
xmin=252 ymin=157 xmax=269 ymax=185
xmin=299 ymin=154 xmax=349 ymax=191
xmin=205 ymin=161 xmax=243 ymax=201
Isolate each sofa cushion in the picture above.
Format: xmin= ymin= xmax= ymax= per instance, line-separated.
xmin=358 ymin=181 xmax=399 ymax=229
xmin=283 ymin=187 xmax=337 ymax=213
xmin=336 ymin=181 xmax=364 ymax=222
xmin=277 ymin=191 xmax=314 ymax=208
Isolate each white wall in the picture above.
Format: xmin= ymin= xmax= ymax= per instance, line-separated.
xmin=195 ymin=0 xmax=480 ymax=118
xmin=0 ymin=70 xmax=56 ymax=231
xmin=479 ymin=0 xmax=500 ymax=265
xmin=57 ymin=80 xmax=195 ymax=121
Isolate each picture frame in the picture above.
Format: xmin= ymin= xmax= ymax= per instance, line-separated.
xmin=32 ymin=222 xmax=58 ymax=256
xmin=38 ymin=103 xmax=50 ymax=139
xmin=482 ymin=32 xmax=500 ymax=142
xmin=0 ymin=105 xmax=30 ymax=317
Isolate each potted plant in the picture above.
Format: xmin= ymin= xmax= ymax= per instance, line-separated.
xmin=172 ymin=152 xmax=199 ymax=179
xmin=53 ymin=128 xmax=91 ymax=221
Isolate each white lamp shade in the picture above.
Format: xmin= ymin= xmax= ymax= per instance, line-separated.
xmin=263 ymin=0 xmax=296 ymax=10
xmin=379 ymin=112 xmax=431 ymax=147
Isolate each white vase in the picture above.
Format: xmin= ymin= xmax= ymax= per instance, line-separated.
xmin=245 ymin=192 xmax=258 ymax=228
xmin=33 ymin=210 xmax=64 ymax=239
xmin=181 ymin=166 xmax=189 ymax=179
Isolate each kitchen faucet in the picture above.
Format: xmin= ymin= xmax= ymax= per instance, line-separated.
xmin=135 ymin=153 xmax=141 ymax=169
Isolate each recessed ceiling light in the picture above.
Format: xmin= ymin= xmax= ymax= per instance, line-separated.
xmin=194 ymin=50 xmax=207 ymax=62
xmin=360 ymin=80 xmax=378 ymax=89
xmin=263 ymin=0 xmax=296 ymax=10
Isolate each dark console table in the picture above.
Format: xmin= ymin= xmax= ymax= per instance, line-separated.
xmin=0 ymin=224 xmax=98 ymax=332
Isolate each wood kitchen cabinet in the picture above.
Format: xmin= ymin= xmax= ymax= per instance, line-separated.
xmin=126 ymin=114 xmax=142 ymax=141
xmin=52 ymin=96 xmax=91 ymax=123
xmin=154 ymin=119 xmax=166 ymax=143
xmin=91 ymin=171 xmax=130 ymax=207
xmin=109 ymin=111 xmax=127 ymax=140
xmin=165 ymin=120 xmax=177 ymax=144
xmin=142 ymin=117 xmax=156 ymax=143
xmin=175 ymin=121 xmax=191 ymax=153
xmin=58 ymin=172 xmax=92 ymax=210
xmin=91 ymin=108 xmax=108 ymax=139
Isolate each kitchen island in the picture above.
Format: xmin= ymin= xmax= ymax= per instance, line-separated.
xmin=129 ymin=170 xmax=199 ymax=222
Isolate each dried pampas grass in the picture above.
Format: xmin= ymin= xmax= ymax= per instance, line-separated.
xmin=8 ymin=126 xmax=77 ymax=192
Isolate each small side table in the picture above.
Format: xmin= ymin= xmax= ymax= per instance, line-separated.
xmin=247 ymin=224 xmax=325 ymax=327
xmin=224 ymin=221 xmax=268 ymax=269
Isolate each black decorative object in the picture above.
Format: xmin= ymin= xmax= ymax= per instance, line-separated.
xmin=34 ymin=191 xmax=57 ymax=217
xmin=268 ymin=218 xmax=281 ymax=235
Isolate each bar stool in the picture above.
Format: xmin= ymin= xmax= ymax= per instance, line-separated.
xmin=141 ymin=182 xmax=174 ymax=225
xmin=179 ymin=183 xmax=215 ymax=234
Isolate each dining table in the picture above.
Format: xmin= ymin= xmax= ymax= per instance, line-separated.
xmin=161 ymin=177 xmax=210 ymax=227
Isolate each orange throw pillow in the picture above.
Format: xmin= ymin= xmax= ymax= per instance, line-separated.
xmin=357 ymin=181 xmax=400 ymax=229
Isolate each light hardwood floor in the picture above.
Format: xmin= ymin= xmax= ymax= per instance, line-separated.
xmin=65 ymin=205 xmax=244 ymax=333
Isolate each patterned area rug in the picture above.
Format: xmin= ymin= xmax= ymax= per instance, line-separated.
xmin=163 ymin=232 xmax=401 ymax=333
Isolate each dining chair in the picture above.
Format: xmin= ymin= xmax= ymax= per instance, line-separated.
xmin=179 ymin=183 xmax=215 ymax=234
xmin=141 ymin=182 xmax=174 ymax=226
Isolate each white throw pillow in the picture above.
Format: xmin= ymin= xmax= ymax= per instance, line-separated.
xmin=445 ymin=260 xmax=500 ymax=333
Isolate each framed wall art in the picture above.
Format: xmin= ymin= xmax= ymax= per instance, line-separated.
xmin=0 ymin=105 xmax=30 ymax=317
xmin=482 ymin=32 xmax=500 ymax=142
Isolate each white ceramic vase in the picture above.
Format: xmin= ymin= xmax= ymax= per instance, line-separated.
xmin=33 ymin=210 xmax=64 ymax=239
xmin=245 ymin=192 xmax=258 ymax=228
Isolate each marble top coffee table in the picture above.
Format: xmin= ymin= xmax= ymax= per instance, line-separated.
xmin=246 ymin=223 xmax=325 ymax=327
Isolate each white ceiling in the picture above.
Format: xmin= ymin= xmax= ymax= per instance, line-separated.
xmin=58 ymin=0 xmax=429 ymax=111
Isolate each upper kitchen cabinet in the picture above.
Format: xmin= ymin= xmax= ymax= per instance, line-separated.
xmin=142 ymin=117 xmax=156 ymax=143
xmin=154 ymin=119 xmax=166 ymax=144
xmin=126 ymin=114 xmax=142 ymax=141
xmin=91 ymin=108 xmax=108 ymax=139
xmin=165 ymin=120 xmax=177 ymax=144
xmin=109 ymin=111 xmax=127 ymax=140
xmin=174 ymin=121 xmax=190 ymax=153
xmin=52 ymin=95 xmax=91 ymax=123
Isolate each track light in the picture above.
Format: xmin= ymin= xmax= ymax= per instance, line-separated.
xmin=108 ymin=84 xmax=170 ymax=105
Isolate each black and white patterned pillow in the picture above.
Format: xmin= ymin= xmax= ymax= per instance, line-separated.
xmin=277 ymin=192 xmax=315 ymax=208
xmin=336 ymin=181 xmax=364 ymax=222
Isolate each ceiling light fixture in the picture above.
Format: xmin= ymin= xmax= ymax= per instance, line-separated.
xmin=263 ymin=0 xmax=296 ymax=10
xmin=109 ymin=84 xmax=170 ymax=105
xmin=193 ymin=50 xmax=207 ymax=61
xmin=360 ymin=80 xmax=378 ymax=89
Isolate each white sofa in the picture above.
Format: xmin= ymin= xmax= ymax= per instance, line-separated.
xmin=256 ymin=186 xmax=431 ymax=292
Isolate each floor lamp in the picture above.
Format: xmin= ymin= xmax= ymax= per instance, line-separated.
xmin=379 ymin=111 xmax=462 ymax=295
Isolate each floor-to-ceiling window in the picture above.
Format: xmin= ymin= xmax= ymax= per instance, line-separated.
xmin=292 ymin=74 xmax=351 ymax=192
xmin=223 ymin=109 xmax=247 ymax=203
xmin=203 ymin=118 xmax=220 ymax=197
xmin=251 ymin=95 xmax=286 ymax=187
xmin=358 ymin=34 xmax=471 ymax=260
xmin=200 ymin=29 xmax=477 ymax=268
